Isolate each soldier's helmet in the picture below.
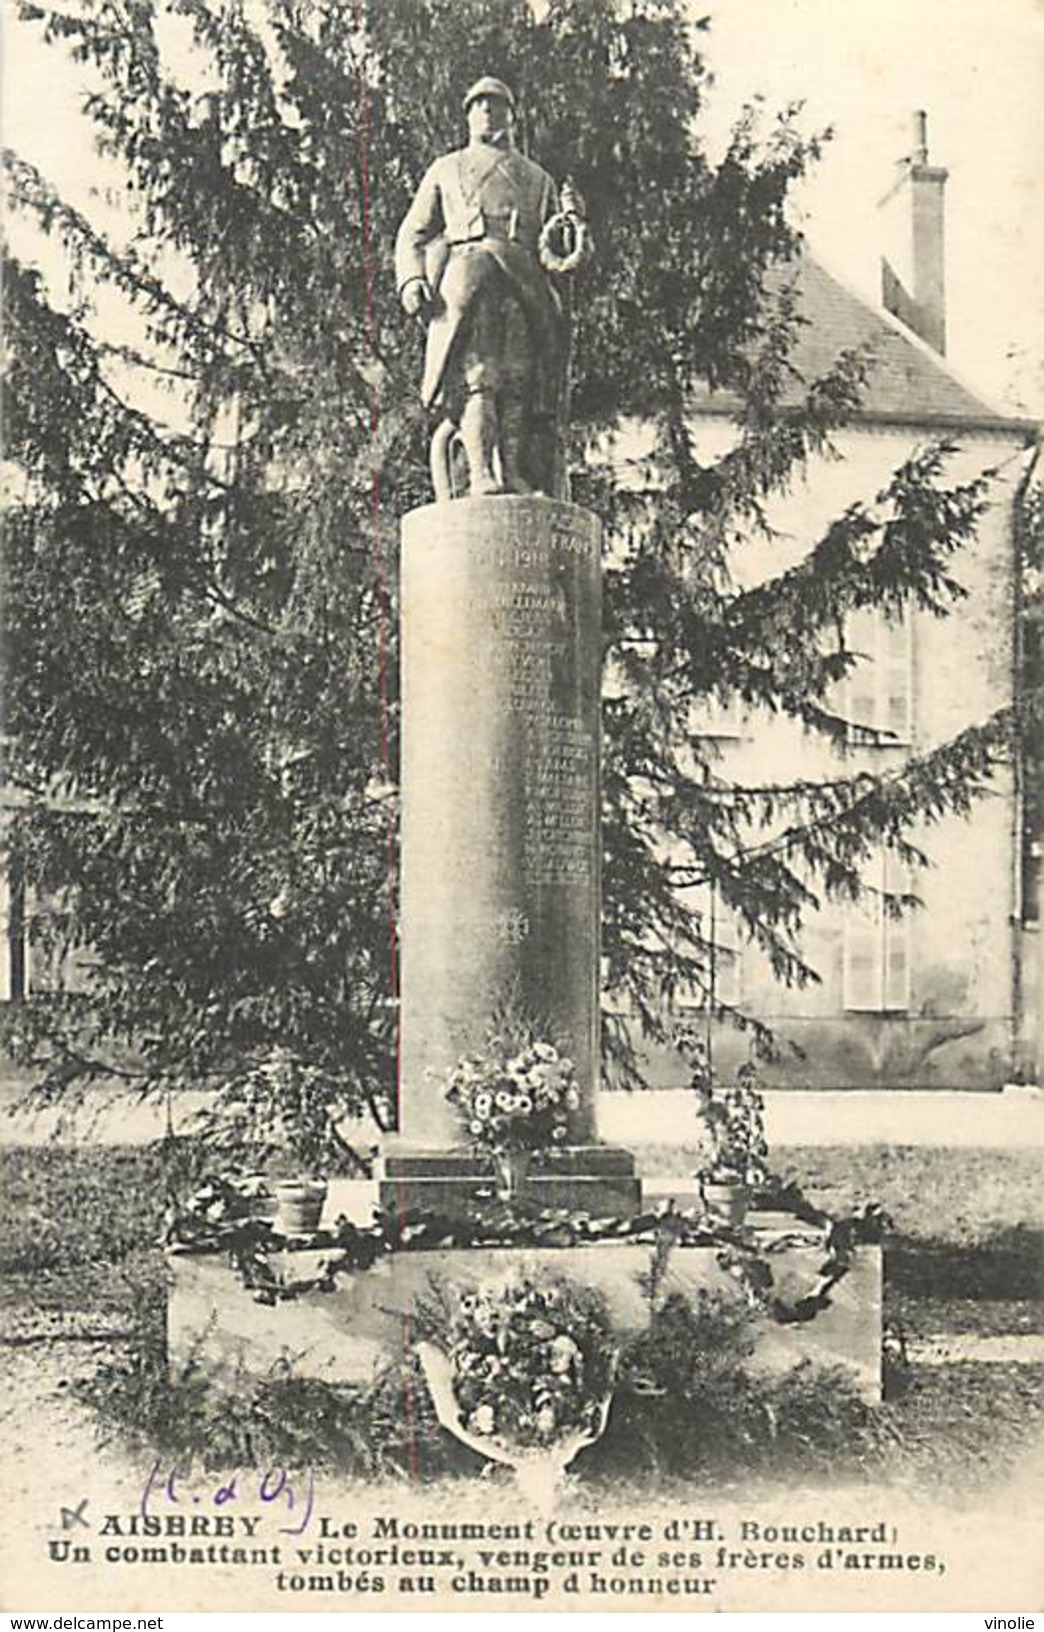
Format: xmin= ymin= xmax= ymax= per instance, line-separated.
xmin=462 ymin=76 xmax=515 ymax=113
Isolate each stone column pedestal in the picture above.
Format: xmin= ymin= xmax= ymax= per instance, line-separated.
xmin=379 ymin=495 xmax=638 ymax=1215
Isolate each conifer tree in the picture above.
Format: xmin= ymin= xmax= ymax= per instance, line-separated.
xmin=1 ymin=0 xmax=1019 ymax=1130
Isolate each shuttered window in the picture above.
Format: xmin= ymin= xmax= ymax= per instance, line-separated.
xmin=843 ymin=849 xmax=911 ymax=1012
xmin=845 ymin=609 xmax=913 ymax=744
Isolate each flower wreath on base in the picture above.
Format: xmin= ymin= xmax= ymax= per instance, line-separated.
xmin=166 ymin=1174 xmax=889 ymax=1326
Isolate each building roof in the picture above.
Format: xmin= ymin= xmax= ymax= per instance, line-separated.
xmin=693 ymin=251 xmax=1035 ymax=437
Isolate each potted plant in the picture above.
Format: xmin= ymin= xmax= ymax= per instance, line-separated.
xmin=441 ymin=1012 xmax=580 ymax=1201
xmin=190 ymin=1046 xmax=352 ymax=1237
xmin=677 ymin=1029 xmax=768 ymax=1226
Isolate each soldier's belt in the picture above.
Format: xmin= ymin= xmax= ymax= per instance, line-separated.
xmin=447 ymin=235 xmax=530 ymax=251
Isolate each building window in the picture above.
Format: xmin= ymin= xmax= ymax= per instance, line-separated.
xmin=842 ymin=849 xmax=911 ymax=1012
xmin=845 ymin=608 xmax=913 ymax=744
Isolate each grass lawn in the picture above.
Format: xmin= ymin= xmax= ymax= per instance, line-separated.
xmin=0 ymin=1141 xmax=195 ymax=1319
xmin=1 ymin=1138 xmax=1041 ymax=1490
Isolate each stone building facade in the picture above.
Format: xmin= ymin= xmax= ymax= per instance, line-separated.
xmin=652 ymin=125 xmax=1040 ymax=1089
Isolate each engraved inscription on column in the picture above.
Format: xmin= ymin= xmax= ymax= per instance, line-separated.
xmin=522 ymin=718 xmax=594 ymax=885
xmin=480 ymin=525 xmax=597 ymax=888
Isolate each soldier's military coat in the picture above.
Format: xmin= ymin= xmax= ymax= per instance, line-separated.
xmin=394 ymin=140 xmax=566 ymax=413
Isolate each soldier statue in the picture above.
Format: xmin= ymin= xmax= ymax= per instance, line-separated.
xmin=395 ymin=76 xmax=589 ymax=500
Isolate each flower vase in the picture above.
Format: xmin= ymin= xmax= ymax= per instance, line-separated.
xmin=492 ymin=1148 xmax=530 ymax=1203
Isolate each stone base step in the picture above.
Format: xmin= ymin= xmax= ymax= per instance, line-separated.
xmin=376 ymin=1143 xmax=643 ymax=1217
xmin=377 ymin=1172 xmax=644 ymax=1217
xmin=378 ymin=1142 xmax=638 ymax=1176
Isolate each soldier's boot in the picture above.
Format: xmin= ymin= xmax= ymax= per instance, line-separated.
xmin=459 ymin=389 xmax=502 ymax=495
xmin=498 ymin=399 xmax=532 ymax=494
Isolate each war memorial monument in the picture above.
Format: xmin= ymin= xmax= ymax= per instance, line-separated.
xmin=168 ymin=76 xmax=880 ymax=1409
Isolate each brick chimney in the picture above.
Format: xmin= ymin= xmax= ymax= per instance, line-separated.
xmin=879 ymin=110 xmax=948 ymax=354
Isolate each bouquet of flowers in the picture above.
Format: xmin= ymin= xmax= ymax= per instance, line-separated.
xmin=444 ymin=1037 xmax=580 ymax=1154
xmin=436 ymin=1274 xmax=615 ymax=1452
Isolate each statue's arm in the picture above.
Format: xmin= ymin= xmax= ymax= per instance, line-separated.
xmin=395 ymin=161 xmax=445 ymax=315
